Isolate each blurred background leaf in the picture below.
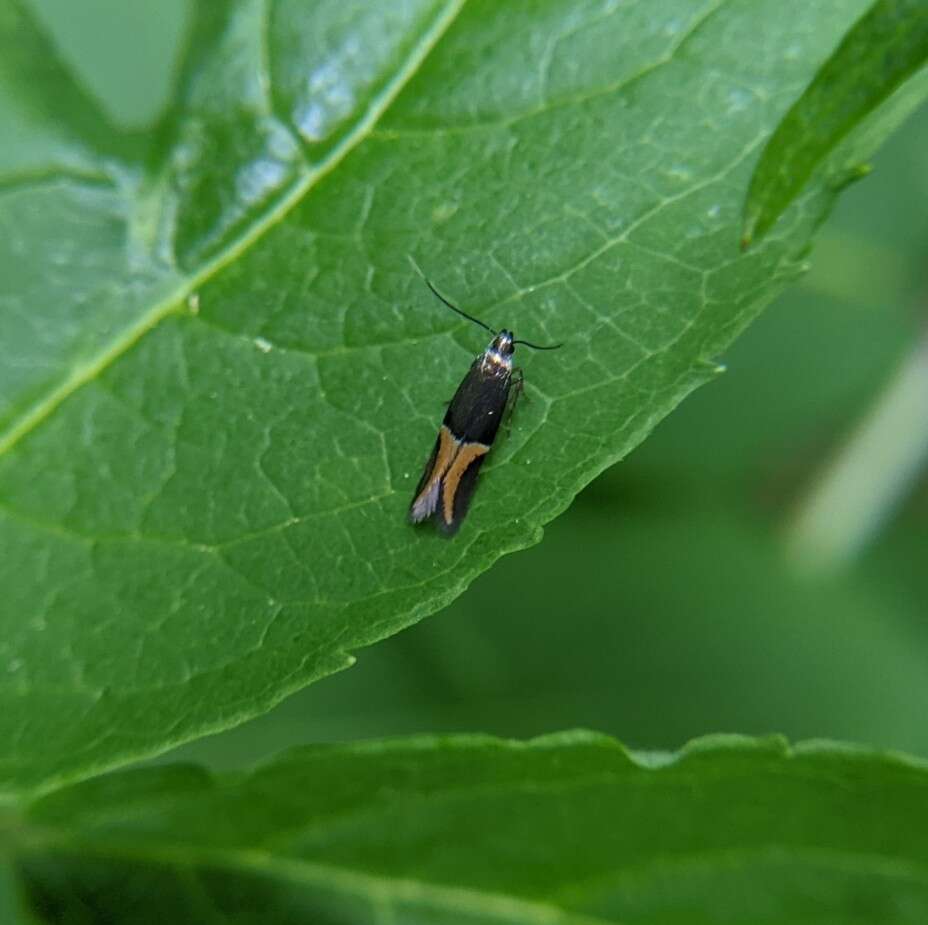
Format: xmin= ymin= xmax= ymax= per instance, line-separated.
xmin=14 ymin=734 xmax=928 ymax=924
xmin=7 ymin=0 xmax=925 ymax=797
xmin=742 ymin=0 xmax=928 ymax=245
xmin=0 ymin=862 xmax=31 ymax=925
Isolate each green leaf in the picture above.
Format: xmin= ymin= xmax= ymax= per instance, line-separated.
xmin=741 ymin=0 xmax=928 ymax=246
xmin=11 ymin=733 xmax=928 ymax=923
xmin=167 ymin=115 xmax=928 ymax=774
xmin=3 ymin=0 xmax=928 ymax=795
xmin=0 ymin=863 xmax=31 ymax=925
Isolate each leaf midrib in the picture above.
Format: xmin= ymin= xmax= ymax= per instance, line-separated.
xmin=0 ymin=0 xmax=467 ymax=459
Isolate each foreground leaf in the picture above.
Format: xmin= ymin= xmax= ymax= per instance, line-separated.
xmin=3 ymin=0 xmax=928 ymax=794
xmin=11 ymin=733 xmax=928 ymax=924
xmin=0 ymin=861 xmax=30 ymax=925
xmin=742 ymin=0 xmax=928 ymax=245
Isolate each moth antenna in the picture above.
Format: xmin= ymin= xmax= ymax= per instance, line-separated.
xmin=512 ymin=338 xmax=563 ymax=351
xmin=407 ymin=255 xmax=498 ymax=336
xmin=424 ymin=279 xmax=499 ymax=336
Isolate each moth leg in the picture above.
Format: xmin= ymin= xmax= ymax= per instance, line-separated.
xmin=505 ymin=368 xmax=526 ymax=433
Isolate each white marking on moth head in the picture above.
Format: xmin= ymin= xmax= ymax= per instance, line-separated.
xmin=479 ymin=329 xmax=515 ymax=374
xmin=480 ymin=349 xmax=513 ymax=374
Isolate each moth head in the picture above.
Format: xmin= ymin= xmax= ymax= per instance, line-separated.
xmin=492 ymin=330 xmax=515 ymax=356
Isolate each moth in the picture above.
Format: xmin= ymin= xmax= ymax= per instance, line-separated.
xmin=409 ymin=275 xmax=560 ymax=536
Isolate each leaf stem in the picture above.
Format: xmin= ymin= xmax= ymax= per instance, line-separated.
xmin=785 ymin=324 xmax=928 ymax=572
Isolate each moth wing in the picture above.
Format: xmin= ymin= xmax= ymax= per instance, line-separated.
xmin=436 ymin=445 xmax=488 ymax=536
xmin=409 ymin=426 xmax=458 ymax=523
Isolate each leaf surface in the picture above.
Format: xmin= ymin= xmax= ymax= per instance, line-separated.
xmin=2 ymin=0 xmax=928 ymax=793
xmin=12 ymin=734 xmax=928 ymax=924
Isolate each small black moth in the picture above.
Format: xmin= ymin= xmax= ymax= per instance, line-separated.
xmin=409 ymin=271 xmax=560 ymax=536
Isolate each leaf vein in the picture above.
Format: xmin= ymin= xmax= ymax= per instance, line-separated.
xmin=0 ymin=0 xmax=468 ymax=459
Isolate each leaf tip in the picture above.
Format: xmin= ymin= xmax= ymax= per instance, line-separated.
xmin=739 ymin=210 xmax=759 ymax=250
xmin=697 ymin=357 xmax=727 ymax=377
xmin=741 ymin=208 xmax=775 ymax=250
xmin=830 ymin=162 xmax=873 ymax=193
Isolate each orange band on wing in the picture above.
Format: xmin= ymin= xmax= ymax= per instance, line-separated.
xmin=441 ymin=441 xmax=488 ymax=525
xmin=411 ymin=425 xmax=459 ymax=516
